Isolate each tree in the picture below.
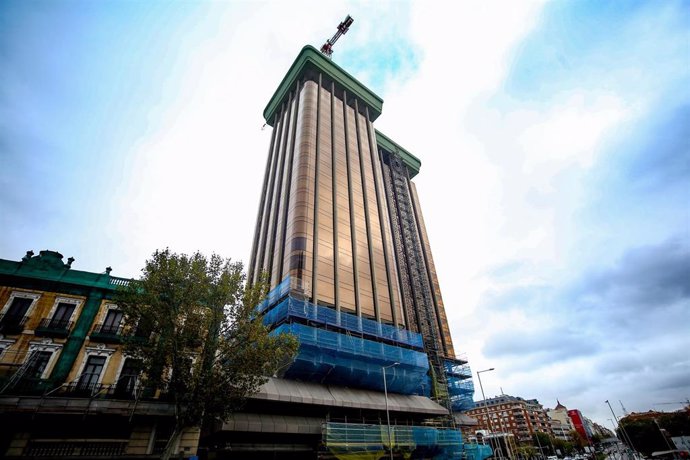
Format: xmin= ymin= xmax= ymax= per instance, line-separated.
xmin=569 ymin=429 xmax=588 ymax=450
xmin=116 ymin=249 xmax=298 ymax=460
xmin=531 ymin=431 xmax=560 ymax=458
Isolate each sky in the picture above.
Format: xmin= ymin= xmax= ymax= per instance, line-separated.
xmin=1 ymin=0 xmax=688 ymax=428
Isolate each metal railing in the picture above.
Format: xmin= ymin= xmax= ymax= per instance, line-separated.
xmin=35 ymin=317 xmax=73 ymax=336
xmin=24 ymin=440 xmax=127 ymax=456
xmin=58 ymin=381 xmax=138 ymax=399
xmin=89 ymin=322 xmax=124 ymax=342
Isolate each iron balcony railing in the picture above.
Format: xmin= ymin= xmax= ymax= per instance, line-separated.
xmin=35 ymin=317 xmax=73 ymax=337
xmin=59 ymin=381 xmax=138 ymax=399
xmin=24 ymin=440 xmax=127 ymax=457
xmin=89 ymin=322 xmax=124 ymax=343
xmin=0 ymin=313 xmax=28 ymax=334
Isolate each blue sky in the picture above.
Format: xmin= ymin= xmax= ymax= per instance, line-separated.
xmin=1 ymin=1 xmax=688 ymax=426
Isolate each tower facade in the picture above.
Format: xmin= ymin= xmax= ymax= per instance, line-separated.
xmin=239 ymin=46 xmax=477 ymax=458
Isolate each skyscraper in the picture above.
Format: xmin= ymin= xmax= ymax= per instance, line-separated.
xmin=245 ymin=44 xmax=475 ymax=454
xmin=210 ymin=45 xmax=478 ymax=459
xmin=249 ymin=43 xmax=457 ymax=369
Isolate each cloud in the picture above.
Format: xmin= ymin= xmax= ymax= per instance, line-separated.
xmin=484 ymin=327 xmax=601 ymax=364
xmin=568 ymin=237 xmax=690 ymax=312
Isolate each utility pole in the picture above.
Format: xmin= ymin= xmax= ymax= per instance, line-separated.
xmin=606 ymin=400 xmax=636 ymax=460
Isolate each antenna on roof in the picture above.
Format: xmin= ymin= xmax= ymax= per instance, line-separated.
xmin=320 ymin=15 xmax=354 ymax=59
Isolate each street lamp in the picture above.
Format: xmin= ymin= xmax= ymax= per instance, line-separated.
xmin=382 ymin=362 xmax=400 ymax=460
xmin=606 ymin=400 xmax=636 ymax=460
xmin=477 ymin=368 xmax=498 ymax=458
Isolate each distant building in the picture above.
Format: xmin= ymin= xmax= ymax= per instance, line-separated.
xmin=586 ymin=417 xmax=614 ymax=439
xmin=466 ymin=394 xmax=553 ymax=443
xmin=568 ymin=409 xmax=593 ymax=442
xmin=0 ymin=250 xmax=199 ymax=458
xmin=547 ymin=400 xmax=575 ymax=441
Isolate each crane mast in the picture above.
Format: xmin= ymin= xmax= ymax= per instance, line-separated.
xmin=320 ymin=15 xmax=354 ymax=58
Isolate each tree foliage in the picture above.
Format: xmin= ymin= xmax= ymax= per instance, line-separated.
xmin=619 ymin=411 xmax=690 ymax=456
xmin=116 ymin=249 xmax=297 ymax=459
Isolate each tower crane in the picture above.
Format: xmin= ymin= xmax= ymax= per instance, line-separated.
xmin=320 ymin=15 xmax=354 ymax=58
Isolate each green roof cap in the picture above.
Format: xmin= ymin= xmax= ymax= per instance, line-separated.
xmin=375 ymin=130 xmax=421 ymax=178
xmin=0 ymin=250 xmax=130 ymax=292
xmin=263 ymin=45 xmax=384 ymax=126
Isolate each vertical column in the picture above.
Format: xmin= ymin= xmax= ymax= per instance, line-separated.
xmin=334 ymin=93 xmax=356 ymax=313
xmin=248 ymin=114 xmax=278 ymax=284
xmin=342 ymin=91 xmax=361 ymax=316
xmin=310 ymin=74 xmax=322 ymax=304
xmin=285 ymin=81 xmax=317 ymax=295
xmin=354 ymin=101 xmax=380 ymax=321
xmin=267 ymin=91 xmax=294 ymax=288
xmin=365 ymin=115 xmax=400 ymax=326
xmin=276 ymin=80 xmax=302 ymax=286
xmin=330 ymin=82 xmax=340 ymax=311
xmin=262 ymin=103 xmax=290 ymax=279
xmin=256 ymin=106 xmax=286 ymax=284
xmin=316 ymin=82 xmax=335 ymax=306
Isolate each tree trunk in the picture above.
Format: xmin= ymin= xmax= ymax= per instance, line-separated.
xmin=160 ymin=425 xmax=184 ymax=460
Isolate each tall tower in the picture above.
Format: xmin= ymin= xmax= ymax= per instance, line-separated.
xmin=242 ymin=45 xmax=475 ymax=458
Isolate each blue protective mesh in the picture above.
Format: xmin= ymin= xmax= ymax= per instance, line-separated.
xmin=255 ymin=276 xmax=292 ymax=314
xmin=464 ymin=443 xmax=494 ymax=460
xmin=271 ymin=323 xmax=429 ymax=394
xmin=263 ymin=296 xmax=424 ymax=348
xmin=445 ymin=360 xmax=475 ymax=411
xmin=323 ymin=422 xmax=464 ymax=459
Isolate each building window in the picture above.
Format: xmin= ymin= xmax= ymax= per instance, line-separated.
xmin=0 ymin=293 xmax=38 ymax=333
xmin=77 ymin=355 xmax=107 ymax=391
xmin=102 ymin=309 xmax=123 ymax=334
xmin=115 ymin=358 xmax=141 ymax=397
xmin=24 ymin=351 xmax=53 ymax=379
xmin=50 ymin=302 xmax=75 ymax=328
xmin=11 ymin=340 xmax=63 ymax=386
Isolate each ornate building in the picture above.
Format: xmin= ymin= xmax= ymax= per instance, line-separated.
xmin=0 ymin=250 xmax=199 ymax=458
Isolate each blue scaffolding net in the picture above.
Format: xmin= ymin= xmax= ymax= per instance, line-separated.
xmin=262 ymin=296 xmax=424 ymax=349
xmin=445 ymin=360 xmax=475 ymax=412
xmin=259 ymin=276 xmax=477 ymax=404
xmin=322 ymin=422 xmax=465 ymax=460
xmin=271 ymin=323 xmax=429 ymax=395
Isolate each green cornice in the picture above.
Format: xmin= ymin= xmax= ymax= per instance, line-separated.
xmin=0 ymin=250 xmax=129 ymax=293
xmin=375 ymin=130 xmax=421 ymax=178
xmin=263 ymin=45 xmax=383 ymax=126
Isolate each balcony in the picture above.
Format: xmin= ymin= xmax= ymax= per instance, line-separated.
xmin=35 ymin=317 xmax=73 ymax=338
xmin=0 ymin=314 xmax=28 ymax=334
xmin=24 ymin=440 xmax=127 ymax=457
xmin=89 ymin=323 xmax=124 ymax=343
xmin=58 ymin=381 xmax=138 ymax=399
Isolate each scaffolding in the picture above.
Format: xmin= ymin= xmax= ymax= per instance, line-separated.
xmin=263 ymin=296 xmax=424 ymax=349
xmin=444 ymin=361 xmax=475 ymax=412
xmin=386 ymin=151 xmax=454 ymax=419
xmin=322 ymin=422 xmax=464 ymax=460
xmin=271 ymin=323 xmax=429 ymax=394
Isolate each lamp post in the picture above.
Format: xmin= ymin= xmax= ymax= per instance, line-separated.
xmin=383 ymin=362 xmax=400 ymax=460
xmin=477 ymin=368 xmax=498 ymax=458
xmin=606 ymin=400 xmax=636 ymax=460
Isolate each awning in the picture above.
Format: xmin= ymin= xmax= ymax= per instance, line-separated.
xmin=251 ymin=377 xmax=448 ymax=416
xmin=221 ymin=412 xmax=323 ymax=434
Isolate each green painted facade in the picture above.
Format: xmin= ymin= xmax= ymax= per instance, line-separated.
xmin=0 ymin=250 xmax=130 ymax=386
